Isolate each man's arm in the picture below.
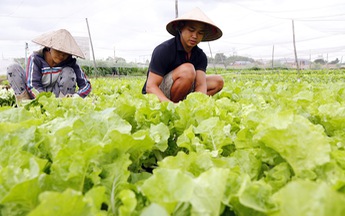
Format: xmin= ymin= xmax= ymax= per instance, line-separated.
xmin=145 ymin=72 xmax=172 ymax=102
xmin=26 ymin=55 xmax=45 ymax=98
xmin=73 ymin=64 xmax=91 ymax=98
xmin=194 ymin=70 xmax=207 ymax=94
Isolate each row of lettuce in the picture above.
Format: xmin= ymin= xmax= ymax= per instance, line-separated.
xmin=80 ymin=66 xmax=345 ymax=77
xmin=1 ymin=71 xmax=345 ymax=215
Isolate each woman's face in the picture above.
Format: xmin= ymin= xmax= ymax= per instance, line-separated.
xmin=50 ymin=48 xmax=70 ymax=65
xmin=180 ymin=21 xmax=205 ymax=51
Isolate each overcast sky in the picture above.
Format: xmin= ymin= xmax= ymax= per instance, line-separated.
xmin=0 ymin=0 xmax=344 ymax=63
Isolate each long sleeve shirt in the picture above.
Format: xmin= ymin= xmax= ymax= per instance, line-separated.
xmin=26 ymin=48 xmax=91 ymax=98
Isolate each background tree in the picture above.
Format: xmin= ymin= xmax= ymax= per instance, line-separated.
xmin=314 ymin=59 xmax=326 ymax=64
xmin=329 ymin=58 xmax=339 ymax=64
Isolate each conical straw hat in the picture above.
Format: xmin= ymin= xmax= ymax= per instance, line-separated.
xmin=32 ymin=29 xmax=85 ymax=59
xmin=166 ymin=7 xmax=222 ymax=42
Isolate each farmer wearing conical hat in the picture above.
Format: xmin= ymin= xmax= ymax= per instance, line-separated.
xmin=142 ymin=7 xmax=224 ymax=103
xmin=7 ymin=29 xmax=91 ymax=103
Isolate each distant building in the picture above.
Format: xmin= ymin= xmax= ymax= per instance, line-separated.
xmin=277 ymin=58 xmax=310 ymax=69
xmin=233 ymin=61 xmax=252 ymax=65
xmin=74 ymin=36 xmax=90 ymax=59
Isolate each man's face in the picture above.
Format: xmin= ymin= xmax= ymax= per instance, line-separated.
xmin=180 ymin=21 xmax=206 ymax=50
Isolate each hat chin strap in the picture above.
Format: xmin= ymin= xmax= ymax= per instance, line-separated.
xmin=202 ymin=24 xmax=212 ymax=41
xmin=203 ymin=32 xmax=209 ymax=41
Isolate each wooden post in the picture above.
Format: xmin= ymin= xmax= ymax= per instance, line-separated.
xmin=272 ymin=45 xmax=274 ymax=70
xmin=86 ymin=18 xmax=98 ymax=77
xmin=292 ymin=20 xmax=300 ymax=72
xmin=175 ymin=0 xmax=178 ymax=18
xmin=24 ymin=42 xmax=28 ymax=69
xmin=208 ymin=42 xmax=217 ymax=73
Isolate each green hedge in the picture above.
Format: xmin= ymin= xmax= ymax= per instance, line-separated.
xmin=81 ymin=66 xmax=147 ymax=77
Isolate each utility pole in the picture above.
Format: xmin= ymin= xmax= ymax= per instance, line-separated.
xmin=175 ymin=0 xmax=178 ymax=18
xmin=292 ymin=20 xmax=300 ymax=73
xmin=272 ymin=45 xmax=274 ymax=69
xmin=86 ymin=18 xmax=98 ymax=77
xmin=113 ymin=46 xmax=116 ymax=62
xmin=208 ymin=42 xmax=216 ymax=73
xmin=24 ymin=42 xmax=28 ymax=69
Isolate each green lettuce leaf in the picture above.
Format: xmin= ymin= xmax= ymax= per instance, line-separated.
xmin=140 ymin=168 xmax=195 ymax=213
xmin=271 ymin=180 xmax=345 ymax=216
xmin=28 ymin=189 xmax=104 ymax=216
xmin=253 ymin=111 xmax=331 ymax=177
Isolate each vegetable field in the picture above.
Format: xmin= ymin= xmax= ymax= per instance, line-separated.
xmin=1 ymin=70 xmax=345 ymax=216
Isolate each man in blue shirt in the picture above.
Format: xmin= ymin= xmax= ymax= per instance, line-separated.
xmin=142 ymin=7 xmax=224 ymax=103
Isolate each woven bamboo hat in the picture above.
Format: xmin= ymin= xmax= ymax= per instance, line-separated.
xmin=32 ymin=29 xmax=85 ymax=59
xmin=166 ymin=7 xmax=222 ymax=42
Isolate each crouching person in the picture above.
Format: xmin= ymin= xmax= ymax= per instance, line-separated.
xmin=142 ymin=8 xmax=224 ymax=103
xmin=7 ymin=29 xmax=91 ymax=104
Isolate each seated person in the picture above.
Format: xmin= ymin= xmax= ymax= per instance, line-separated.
xmin=7 ymin=29 xmax=91 ymax=102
